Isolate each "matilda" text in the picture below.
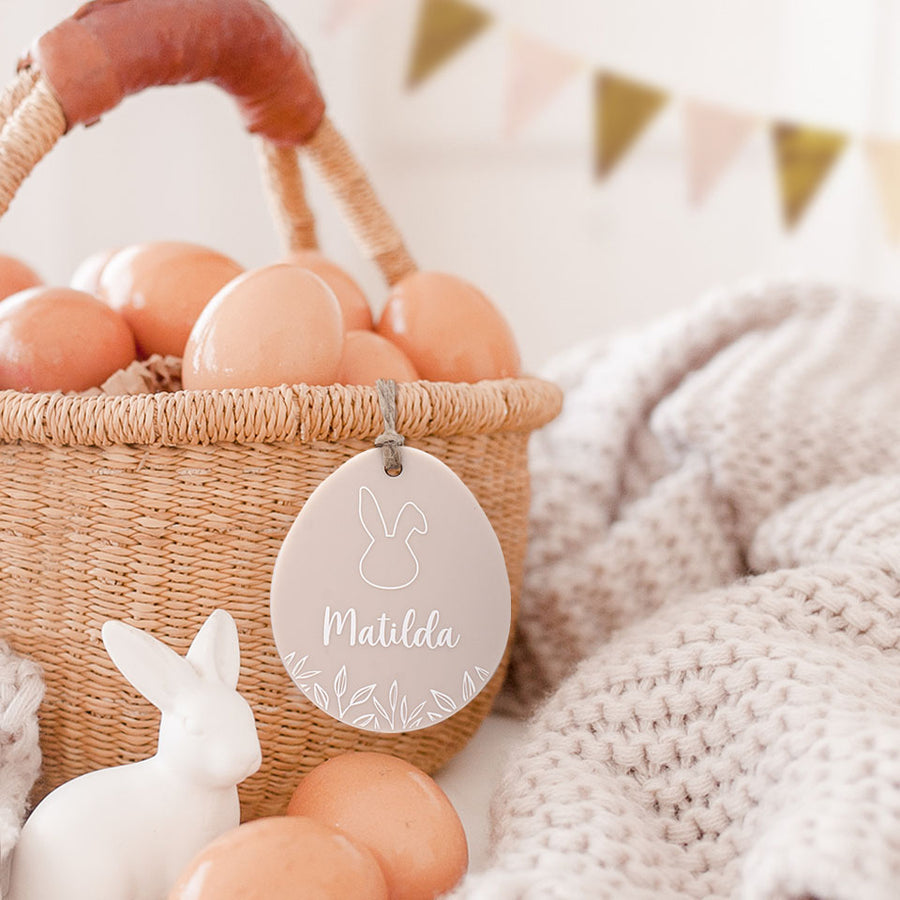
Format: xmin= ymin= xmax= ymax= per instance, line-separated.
xmin=322 ymin=606 xmax=461 ymax=649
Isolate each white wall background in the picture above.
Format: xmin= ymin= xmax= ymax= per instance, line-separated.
xmin=2 ymin=0 xmax=900 ymax=370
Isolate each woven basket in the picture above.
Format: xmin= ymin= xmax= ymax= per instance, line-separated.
xmin=0 ymin=0 xmax=562 ymax=819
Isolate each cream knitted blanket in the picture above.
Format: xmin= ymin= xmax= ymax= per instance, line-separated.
xmin=454 ymin=282 xmax=900 ymax=899
xmin=0 ymin=640 xmax=42 ymax=895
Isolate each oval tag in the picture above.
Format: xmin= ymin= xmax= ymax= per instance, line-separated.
xmin=270 ymin=447 xmax=511 ymax=733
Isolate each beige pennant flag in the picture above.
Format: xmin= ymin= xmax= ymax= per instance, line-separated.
xmin=505 ymin=31 xmax=582 ymax=137
xmin=325 ymin=0 xmax=383 ymax=33
xmin=407 ymin=0 xmax=492 ymax=89
xmin=594 ymin=72 xmax=668 ymax=178
xmin=682 ymin=100 xmax=756 ymax=205
xmin=865 ymin=138 xmax=900 ymax=242
xmin=772 ymin=123 xmax=847 ymax=227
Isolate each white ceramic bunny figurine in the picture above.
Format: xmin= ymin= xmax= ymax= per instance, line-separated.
xmin=7 ymin=609 xmax=261 ymax=900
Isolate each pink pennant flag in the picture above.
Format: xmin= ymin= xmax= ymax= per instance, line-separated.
xmin=505 ymin=31 xmax=582 ymax=138
xmin=325 ymin=0 xmax=383 ymax=33
xmin=865 ymin=138 xmax=900 ymax=242
xmin=682 ymin=99 xmax=757 ymax=205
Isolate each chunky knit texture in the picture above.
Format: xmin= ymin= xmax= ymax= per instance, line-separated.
xmin=453 ymin=282 xmax=900 ymax=899
xmin=0 ymin=641 xmax=42 ymax=887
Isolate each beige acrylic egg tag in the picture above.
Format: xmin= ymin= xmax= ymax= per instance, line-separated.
xmin=270 ymin=385 xmax=511 ymax=734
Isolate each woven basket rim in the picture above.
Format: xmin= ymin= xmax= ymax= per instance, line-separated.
xmin=0 ymin=376 xmax=562 ymax=447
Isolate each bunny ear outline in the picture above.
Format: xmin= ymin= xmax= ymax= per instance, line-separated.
xmin=392 ymin=501 xmax=428 ymax=540
xmin=101 ymin=620 xmax=198 ymax=714
xmin=359 ymin=485 xmax=389 ymax=539
xmin=359 ymin=487 xmax=428 ymax=540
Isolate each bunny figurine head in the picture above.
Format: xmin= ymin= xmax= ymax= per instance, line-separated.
xmin=7 ymin=609 xmax=262 ymax=900
xmin=102 ymin=608 xmax=262 ymax=788
xmin=358 ymin=485 xmax=428 ymax=590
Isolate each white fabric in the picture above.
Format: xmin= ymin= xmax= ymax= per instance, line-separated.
xmin=452 ymin=281 xmax=900 ymax=899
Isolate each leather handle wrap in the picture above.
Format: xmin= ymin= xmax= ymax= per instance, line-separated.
xmin=19 ymin=0 xmax=325 ymax=144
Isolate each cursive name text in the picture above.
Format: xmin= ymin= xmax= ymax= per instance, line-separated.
xmin=323 ymin=606 xmax=460 ymax=649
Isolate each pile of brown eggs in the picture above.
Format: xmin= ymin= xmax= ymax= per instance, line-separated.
xmin=0 ymin=244 xmax=522 ymax=393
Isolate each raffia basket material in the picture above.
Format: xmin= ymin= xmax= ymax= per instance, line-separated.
xmin=0 ymin=0 xmax=562 ymax=820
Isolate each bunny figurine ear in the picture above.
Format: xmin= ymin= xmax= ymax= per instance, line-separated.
xmin=185 ymin=609 xmax=241 ymax=689
xmin=101 ymin=621 xmax=197 ymax=714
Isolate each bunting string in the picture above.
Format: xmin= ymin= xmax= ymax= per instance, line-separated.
xmin=328 ymin=0 xmax=900 ymax=234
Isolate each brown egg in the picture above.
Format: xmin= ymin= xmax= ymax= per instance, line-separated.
xmin=287 ymin=752 xmax=468 ymax=900
xmin=70 ymin=248 xmax=118 ymax=295
xmin=182 ymin=264 xmax=343 ymax=390
xmin=168 ymin=816 xmax=389 ymax=900
xmin=0 ymin=287 xmax=137 ymax=392
xmin=285 ymin=249 xmax=374 ymax=331
xmin=376 ymin=271 xmax=520 ymax=383
xmin=0 ymin=254 xmax=42 ymax=301
xmin=99 ymin=242 xmax=243 ymax=357
xmin=337 ymin=330 xmax=419 ymax=386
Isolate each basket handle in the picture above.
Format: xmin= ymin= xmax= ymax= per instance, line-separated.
xmin=0 ymin=0 xmax=417 ymax=285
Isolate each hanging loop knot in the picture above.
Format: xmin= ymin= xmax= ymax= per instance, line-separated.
xmin=374 ymin=378 xmax=404 ymax=476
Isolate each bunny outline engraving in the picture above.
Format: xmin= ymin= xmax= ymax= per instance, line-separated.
xmin=7 ymin=609 xmax=262 ymax=900
xmin=358 ymin=485 xmax=428 ymax=590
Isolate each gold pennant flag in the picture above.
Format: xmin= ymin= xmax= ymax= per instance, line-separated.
xmin=772 ymin=124 xmax=847 ymax=227
xmin=594 ymin=72 xmax=668 ymax=178
xmin=407 ymin=0 xmax=492 ymax=89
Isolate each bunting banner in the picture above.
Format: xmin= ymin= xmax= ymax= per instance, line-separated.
xmin=504 ymin=31 xmax=582 ymax=137
xmin=406 ymin=0 xmax=492 ymax=88
xmin=330 ymin=0 xmax=900 ymax=236
xmin=865 ymin=139 xmax=900 ymax=242
xmin=682 ymin=100 xmax=757 ymax=206
xmin=772 ymin=124 xmax=848 ymax=227
xmin=594 ymin=73 xmax=668 ymax=178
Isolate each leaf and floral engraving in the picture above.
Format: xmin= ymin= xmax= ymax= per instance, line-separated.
xmin=295 ymin=660 xmax=489 ymax=731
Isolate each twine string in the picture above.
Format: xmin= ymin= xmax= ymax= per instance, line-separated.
xmin=374 ymin=379 xmax=404 ymax=476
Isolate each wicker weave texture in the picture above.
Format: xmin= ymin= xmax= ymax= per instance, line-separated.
xmin=0 ymin=378 xmax=560 ymax=446
xmin=0 ymin=381 xmax=559 ymax=819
